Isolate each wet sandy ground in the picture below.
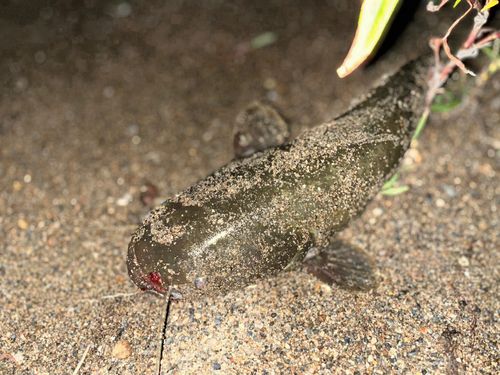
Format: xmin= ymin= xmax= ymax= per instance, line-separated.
xmin=1 ymin=1 xmax=499 ymax=374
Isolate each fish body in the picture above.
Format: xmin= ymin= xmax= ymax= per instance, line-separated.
xmin=127 ymin=56 xmax=429 ymax=298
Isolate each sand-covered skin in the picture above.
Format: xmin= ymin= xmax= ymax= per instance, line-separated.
xmin=1 ymin=1 xmax=499 ymax=374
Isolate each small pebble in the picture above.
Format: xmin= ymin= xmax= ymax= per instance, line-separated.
xmin=18 ymin=219 xmax=28 ymax=230
xmin=408 ymin=349 xmax=419 ymax=357
xmin=435 ymin=198 xmax=445 ymax=208
xmin=116 ymin=193 xmax=132 ymax=207
xmin=13 ymin=352 xmax=24 ymax=364
xmin=112 ymin=339 xmax=132 ymax=359
xmin=441 ymin=184 xmax=456 ymax=197
xmin=458 ymin=256 xmax=470 ymax=267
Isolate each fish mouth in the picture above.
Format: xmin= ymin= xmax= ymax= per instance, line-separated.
xmin=127 ymin=239 xmax=168 ymax=296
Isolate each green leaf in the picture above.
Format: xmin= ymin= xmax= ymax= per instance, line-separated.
xmin=381 ymin=186 xmax=409 ymax=195
xmin=430 ymin=91 xmax=461 ymax=113
xmin=482 ymin=0 xmax=499 ymax=11
xmin=382 ymin=172 xmax=401 ymax=190
xmin=481 ymin=46 xmax=495 ymax=59
xmin=412 ymin=109 xmax=429 ymax=140
xmin=337 ymin=0 xmax=402 ymax=78
xmin=430 ymin=100 xmax=461 ymax=113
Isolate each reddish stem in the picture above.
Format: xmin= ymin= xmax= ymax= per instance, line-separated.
xmin=0 ymin=353 xmax=18 ymax=365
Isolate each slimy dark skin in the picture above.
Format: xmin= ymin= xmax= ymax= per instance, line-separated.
xmin=127 ymin=56 xmax=430 ymax=299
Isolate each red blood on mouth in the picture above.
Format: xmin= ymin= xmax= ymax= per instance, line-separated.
xmin=149 ymin=271 xmax=163 ymax=287
xmin=139 ymin=271 xmax=167 ymax=294
xmin=139 ymin=272 xmax=165 ymax=293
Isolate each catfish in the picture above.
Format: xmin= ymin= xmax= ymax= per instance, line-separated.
xmin=127 ymin=55 xmax=430 ymax=299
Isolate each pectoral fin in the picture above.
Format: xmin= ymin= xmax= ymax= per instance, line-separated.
xmin=302 ymin=239 xmax=380 ymax=292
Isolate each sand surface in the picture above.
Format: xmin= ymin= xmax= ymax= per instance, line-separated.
xmin=1 ymin=1 xmax=499 ymax=374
